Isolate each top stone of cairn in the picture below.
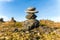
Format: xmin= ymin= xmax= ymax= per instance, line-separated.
xmin=25 ymin=7 xmax=38 ymax=14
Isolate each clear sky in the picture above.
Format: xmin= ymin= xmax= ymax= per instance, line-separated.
xmin=0 ymin=0 xmax=60 ymax=22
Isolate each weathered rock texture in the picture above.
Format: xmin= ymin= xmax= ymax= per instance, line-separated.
xmin=23 ymin=7 xmax=39 ymax=30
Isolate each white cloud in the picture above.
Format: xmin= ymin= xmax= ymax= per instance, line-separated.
xmin=0 ymin=0 xmax=13 ymax=2
xmin=48 ymin=16 xmax=60 ymax=22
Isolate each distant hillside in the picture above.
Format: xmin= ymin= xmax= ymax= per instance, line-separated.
xmin=0 ymin=19 xmax=60 ymax=32
xmin=0 ymin=19 xmax=60 ymax=28
xmin=40 ymin=20 xmax=60 ymax=28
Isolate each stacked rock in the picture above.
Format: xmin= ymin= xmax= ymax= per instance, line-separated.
xmin=10 ymin=17 xmax=16 ymax=22
xmin=23 ymin=7 xmax=39 ymax=31
xmin=25 ymin=7 xmax=38 ymax=19
xmin=0 ymin=18 xmax=4 ymax=22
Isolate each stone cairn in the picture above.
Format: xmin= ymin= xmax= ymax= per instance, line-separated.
xmin=23 ymin=7 xmax=39 ymax=31
xmin=10 ymin=17 xmax=16 ymax=22
xmin=0 ymin=18 xmax=4 ymax=22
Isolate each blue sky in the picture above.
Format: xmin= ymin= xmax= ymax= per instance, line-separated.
xmin=0 ymin=0 xmax=60 ymax=22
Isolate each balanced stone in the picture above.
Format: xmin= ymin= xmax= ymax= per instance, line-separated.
xmin=26 ymin=14 xmax=37 ymax=19
xmin=27 ymin=7 xmax=36 ymax=11
xmin=25 ymin=7 xmax=38 ymax=14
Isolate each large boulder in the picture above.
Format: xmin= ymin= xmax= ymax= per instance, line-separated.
xmin=23 ymin=19 xmax=39 ymax=30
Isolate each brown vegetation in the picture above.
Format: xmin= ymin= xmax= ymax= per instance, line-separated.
xmin=0 ymin=19 xmax=60 ymax=40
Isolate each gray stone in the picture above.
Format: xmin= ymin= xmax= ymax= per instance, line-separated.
xmin=23 ymin=19 xmax=39 ymax=30
xmin=27 ymin=7 xmax=36 ymax=11
xmin=26 ymin=14 xmax=37 ymax=19
xmin=25 ymin=7 xmax=38 ymax=14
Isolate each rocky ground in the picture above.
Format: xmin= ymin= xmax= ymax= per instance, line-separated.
xmin=0 ymin=25 xmax=60 ymax=40
xmin=0 ymin=20 xmax=60 ymax=40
